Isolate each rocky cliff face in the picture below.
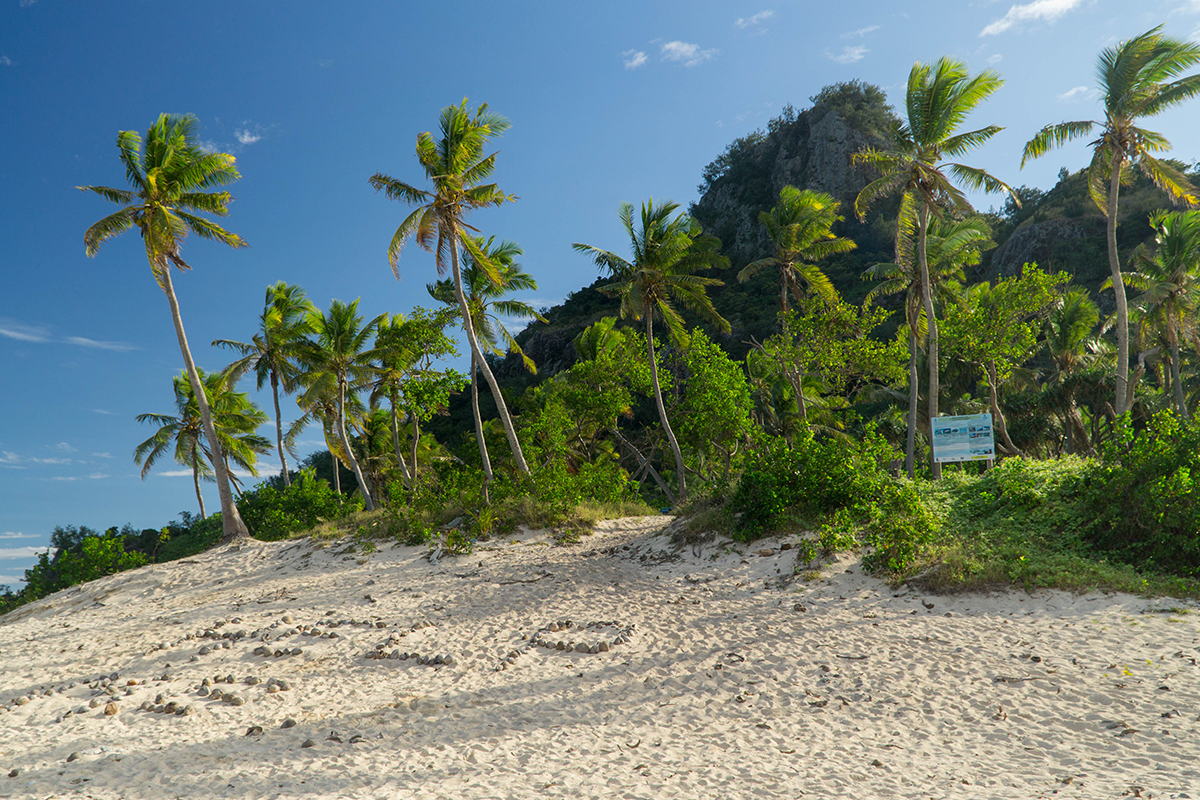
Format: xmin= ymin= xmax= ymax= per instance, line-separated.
xmin=990 ymin=216 xmax=1107 ymax=278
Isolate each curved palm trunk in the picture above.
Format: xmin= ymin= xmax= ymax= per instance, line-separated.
xmin=905 ymin=323 xmax=919 ymax=479
xmin=336 ymin=378 xmax=374 ymax=511
xmin=917 ymin=204 xmax=942 ymax=479
xmin=270 ymin=372 xmax=291 ymax=488
xmin=1169 ymin=330 xmax=1188 ymax=420
xmin=160 ymin=264 xmax=249 ymax=542
xmin=1107 ymin=159 xmax=1130 ymax=416
xmin=646 ymin=316 xmax=687 ymax=504
xmin=388 ymin=393 xmax=412 ymax=491
xmin=449 ymin=233 xmax=530 ymax=476
xmin=470 ymin=353 xmax=495 ymax=503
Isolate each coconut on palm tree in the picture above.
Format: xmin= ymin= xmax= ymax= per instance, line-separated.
xmin=1022 ymin=26 xmax=1200 ymax=416
xmin=369 ymin=99 xmax=531 ymax=477
xmin=573 ymin=199 xmax=730 ymax=504
xmin=214 ymin=282 xmax=315 ymax=487
xmin=135 ymin=369 xmax=271 ymax=518
xmin=854 ymin=58 xmax=1015 ymax=478
xmin=79 ymin=113 xmax=252 ymax=541
xmin=739 ymin=186 xmax=853 ymax=313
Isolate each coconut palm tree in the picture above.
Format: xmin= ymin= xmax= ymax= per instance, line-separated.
xmin=1043 ymin=288 xmax=1102 ymax=453
xmin=79 ymin=113 xmax=252 ymax=541
xmin=135 ymin=369 xmax=271 ymax=518
xmin=1022 ymin=26 xmax=1200 ymax=416
xmin=299 ymin=300 xmax=381 ymax=510
xmin=863 ymin=214 xmax=990 ymax=476
xmin=214 ymin=282 xmax=315 ymax=487
xmin=854 ymin=58 xmax=1015 ymax=478
xmin=429 ymin=236 xmax=546 ymax=493
xmin=738 ymin=186 xmax=854 ymax=313
xmin=1119 ymin=210 xmax=1200 ymax=418
xmin=369 ymin=99 xmax=530 ymax=476
xmin=573 ymin=199 xmax=730 ymax=503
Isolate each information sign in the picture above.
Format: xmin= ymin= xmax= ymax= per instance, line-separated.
xmin=930 ymin=413 xmax=994 ymax=463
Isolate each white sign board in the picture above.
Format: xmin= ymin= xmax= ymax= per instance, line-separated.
xmin=931 ymin=413 xmax=994 ymax=463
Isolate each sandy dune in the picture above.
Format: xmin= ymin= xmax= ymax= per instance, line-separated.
xmin=2 ymin=516 xmax=1198 ymax=799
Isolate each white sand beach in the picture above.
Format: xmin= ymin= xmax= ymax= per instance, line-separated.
xmin=2 ymin=516 xmax=1198 ymax=800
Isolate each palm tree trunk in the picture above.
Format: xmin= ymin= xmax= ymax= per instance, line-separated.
xmin=470 ymin=353 xmax=494 ymax=499
xmin=410 ymin=414 xmax=421 ymax=484
xmin=191 ymin=445 xmax=207 ymax=519
xmin=336 ymin=378 xmax=374 ymax=510
xmin=646 ymin=315 xmax=687 ymax=504
xmin=388 ymin=395 xmax=412 ymax=490
xmin=917 ymin=203 xmax=941 ymax=479
xmin=270 ymin=373 xmax=291 ymax=488
xmin=160 ymin=263 xmax=249 ymax=542
xmin=1170 ymin=330 xmax=1188 ymax=420
xmin=1107 ymin=158 xmax=1130 ymax=416
xmin=449 ymin=233 xmax=531 ymax=476
xmin=791 ymin=370 xmax=808 ymax=427
xmin=905 ymin=314 xmax=919 ymax=479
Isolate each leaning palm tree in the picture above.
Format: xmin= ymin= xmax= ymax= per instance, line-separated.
xmin=863 ymin=214 xmax=990 ymax=476
xmin=214 ymin=281 xmax=315 ymax=487
xmin=79 ymin=113 xmax=252 ymax=541
xmin=299 ymin=300 xmax=381 ymax=510
xmin=739 ymin=186 xmax=854 ymax=313
xmin=369 ymin=99 xmax=530 ymax=476
xmin=854 ymin=58 xmax=1015 ymax=478
xmin=429 ymin=236 xmax=546 ymax=493
xmin=1022 ymin=26 xmax=1200 ymax=416
xmin=1119 ymin=210 xmax=1200 ymax=418
xmin=135 ymin=369 xmax=271 ymax=518
xmin=573 ymin=199 xmax=730 ymax=503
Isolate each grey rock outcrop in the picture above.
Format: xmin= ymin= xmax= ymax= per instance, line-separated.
xmin=990 ymin=216 xmax=1106 ymax=278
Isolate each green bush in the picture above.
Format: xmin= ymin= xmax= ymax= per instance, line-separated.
xmin=1081 ymin=412 xmax=1200 ymax=577
xmin=238 ymin=468 xmax=361 ymax=541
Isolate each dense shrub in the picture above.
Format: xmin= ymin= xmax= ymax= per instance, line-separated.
xmin=19 ymin=530 xmax=148 ymax=605
xmin=238 ymin=468 xmax=361 ymax=541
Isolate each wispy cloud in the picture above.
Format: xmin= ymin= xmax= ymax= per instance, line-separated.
xmin=1057 ymin=85 xmax=1093 ymax=101
xmin=316 ymin=58 xmax=333 ymax=68
xmin=0 ymin=56 xmax=14 ymax=67
xmin=0 ymin=546 xmax=55 ymax=560
xmin=987 ymin=54 xmax=1004 ymax=64
xmin=92 ymin=452 xmax=114 ymax=459
xmin=735 ymin=10 xmax=775 ymax=30
xmin=827 ymin=46 xmax=869 ymax=64
xmin=622 ymin=49 xmax=648 ymax=70
xmin=660 ymin=41 xmax=718 ymax=67
xmin=0 ymin=451 xmax=77 ymax=467
xmin=0 ymin=318 xmax=50 ymax=343
xmin=52 ymin=443 xmax=77 ymax=454
xmin=63 ymin=336 xmax=139 ymax=352
xmin=841 ymin=25 xmax=879 ymax=39
xmin=980 ymin=0 xmax=1084 ymax=37
xmin=235 ymin=128 xmax=262 ymax=146
xmin=0 ymin=317 xmax=137 ymax=351
xmin=50 ymin=473 xmax=109 ymax=482
xmin=0 ymin=532 xmax=35 ymax=540
xmin=93 ymin=409 xmax=116 ymax=416
xmin=19 ymin=0 xmax=37 ymax=7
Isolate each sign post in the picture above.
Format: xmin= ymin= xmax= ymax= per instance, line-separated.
xmin=930 ymin=413 xmax=995 ymax=465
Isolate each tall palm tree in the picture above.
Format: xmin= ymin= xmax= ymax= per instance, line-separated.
xmin=79 ymin=113 xmax=252 ymax=541
xmin=214 ymin=282 xmax=315 ymax=487
xmin=573 ymin=199 xmax=730 ymax=503
xmin=738 ymin=186 xmax=854 ymax=313
xmin=1120 ymin=210 xmax=1200 ymax=418
xmin=1022 ymin=26 xmax=1200 ymax=416
xmin=299 ymin=300 xmax=381 ymax=510
xmin=854 ymin=58 xmax=1015 ymax=478
xmin=135 ymin=369 xmax=270 ymax=518
xmin=429 ymin=236 xmax=546 ymax=492
xmin=863 ymin=215 xmax=990 ymax=476
xmin=368 ymin=99 xmax=531 ymax=476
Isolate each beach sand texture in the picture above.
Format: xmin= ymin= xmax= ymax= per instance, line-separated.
xmin=2 ymin=516 xmax=1199 ymax=800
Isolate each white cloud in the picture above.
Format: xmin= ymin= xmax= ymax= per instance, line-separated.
xmin=63 ymin=336 xmax=139 ymax=351
xmin=987 ymin=54 xmax=1004 ymax=64
xmin=827 ymin=46 xmax=869 ymax=64
xmin=19 ymin=0 xmax=36 ymax=7
xmin=660 ymin=41 xmax=718 ymax=67
xmin=0 ymin=318 xmax=50 ymax=342
xmin=0 ymin=546 xmax=54 ymax=559
xmin=841 ymin=25 xmax=879 ymax=39
xmin=52 ymin=443 xmax=77 ymax=453
xmin=622 ymin=49 xmax=648 ymax=70
xmin=980 ymin=0 xmax=1084 ymax=36
xmin=50 ymin=473 xmax=109 ymax=481
xmin=235 ymin=129 xmax=262 ymax=146
xmin=0 ymin=451 xmax=78 ymax=467
xmin=92 ymin=452 xmax=114 ymax=459
xmin=93 ymin=409 xmax=116 ymax=416
xmin=735 ymin=10 xmax=775 ymax=29
xmin=0 ymin=532 xmax=35 ymax=540
xmin=0 ymin=56 xmax=14 ymax=67
xmin=1057 ymin=85 xmax=1096 ymax=101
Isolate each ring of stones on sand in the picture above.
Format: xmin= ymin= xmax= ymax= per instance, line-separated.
xmin=363 ymin=619 xmax=456 ymax=666
xmin=497 ymin=620 xmax=636 ymax=670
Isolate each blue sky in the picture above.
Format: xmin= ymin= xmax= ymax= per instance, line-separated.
xmin=3 ymin=0 xmax=1200 ymax=586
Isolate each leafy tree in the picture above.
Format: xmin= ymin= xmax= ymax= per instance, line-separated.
xmin=573 ymin=200 xmax=730 ymax=503
xmin=854 ymin=58 xmax=1015 ymax=478
xmin=135 ymin=368 xmax=271 ymax=517
xmin=369 ymin=99 xmax=531 ymax=476
xmin=214 ymin=282 xmax=315 ymax=487
xmin=298 ymin=300 xmax=381 ymax=510
xmin=674 ymin=329 xmax=755 ymax=482
xmin=1022 ymin=26 xmax=1200 ymax=416
xmin=738 ymin=186 xmax=854 ymax=312
xmin=1043 ymin=288 xmax=1102 ymax=454
xmin=78 ymin=113 xmax=252 ymax=541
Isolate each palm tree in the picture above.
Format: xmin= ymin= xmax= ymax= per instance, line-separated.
xmin=573 ymin=199 xmax=730 ymax=503
xmin=369 ymin=99 xmax=530 ymax=476
xmin=863 ymin=215 xmax=990 ymax=476
xmin=135 ymin=369 xmax=270 ymax=518
xmin=1043 ymin=288 xmax=1101 ymax=453
xmin=79 ymin=113 xmax=252 ymax=541
xmin=1120 ymin=210 xmax=1200 ymax=418
xmin=429 ymin=236 xmax=546 ymax=493
xmin=1022 ymin=26 xmax=1200 ymax=416
xmin=214 ymin=282 xmax=315 ymax=487
xmin=738 ymin=186 xmax=854 ymax=313
xmin=854 ymin=58 xmax=1015 ymax=478
xmin=299 ymin=300 xmax=381 ymax=510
